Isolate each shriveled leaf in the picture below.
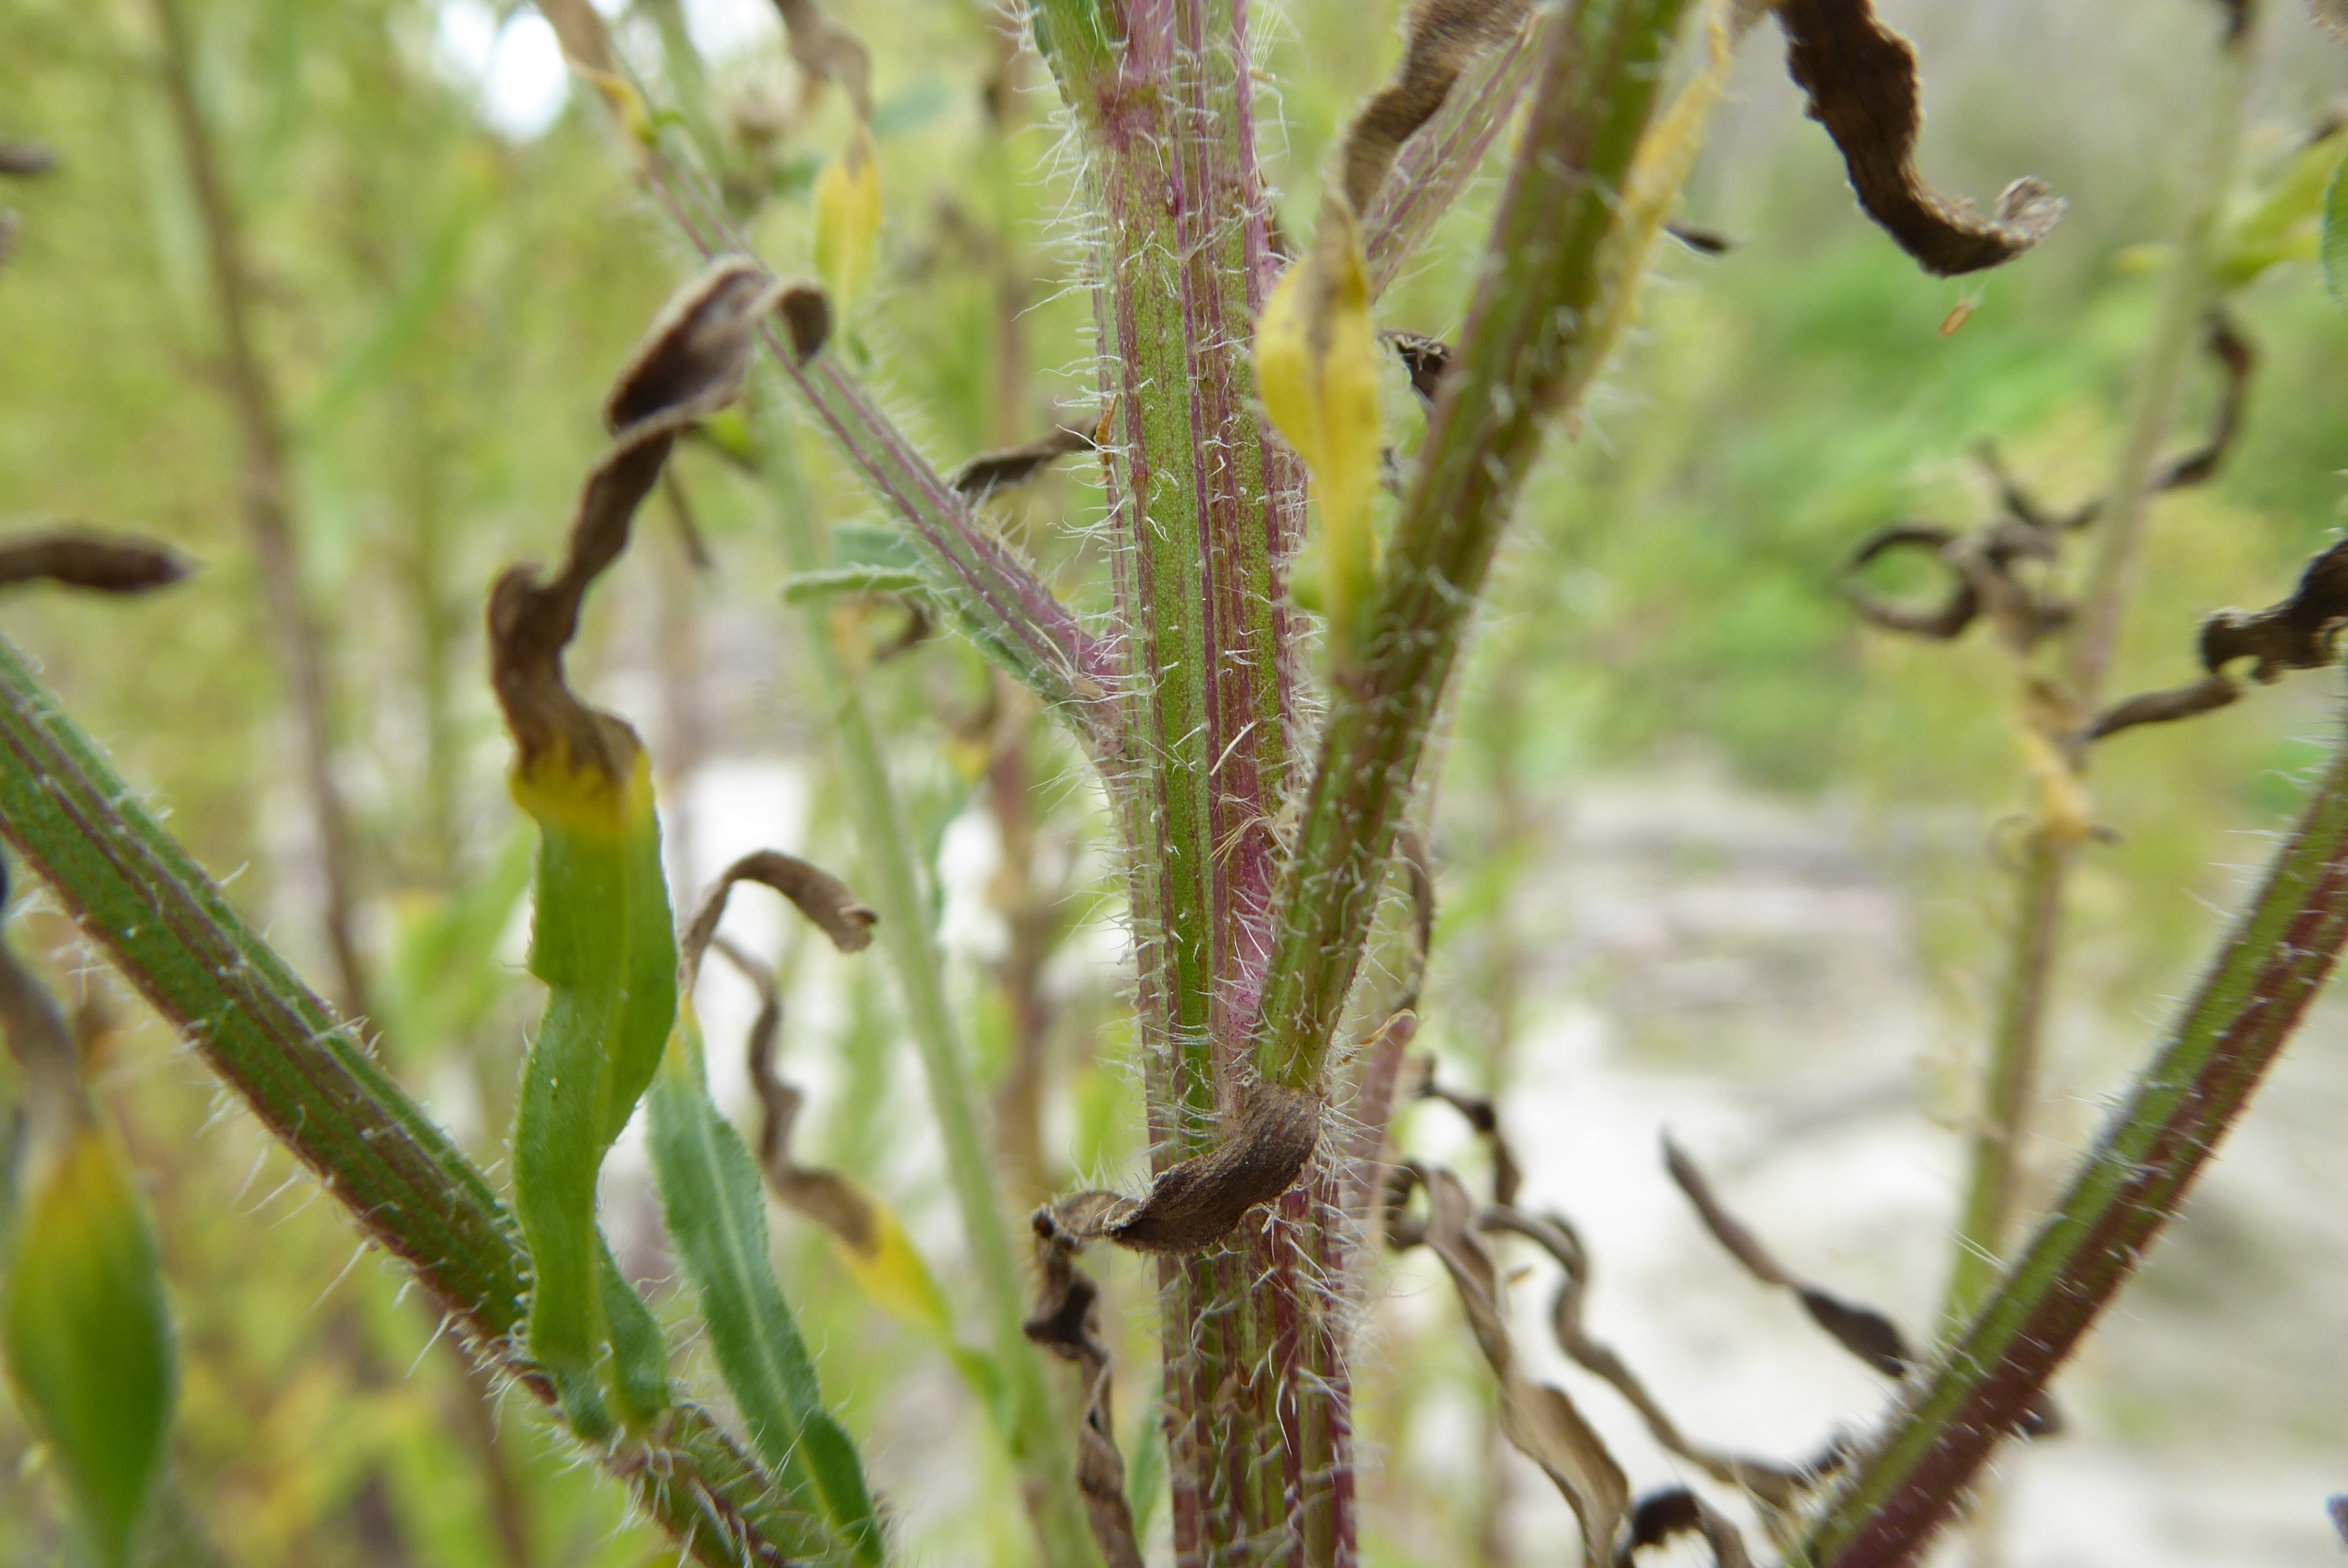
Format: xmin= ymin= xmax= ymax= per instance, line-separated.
xmin=1617 ymin=1488 xmax=1755 ymax=1568
xmin=2090 ymin=538 xmax=2348 ymax=744
xmin=647 ymin=1011 xmax=882 ymax=1565
xmin=949 ymin=417 xmax=1102 ymax=501
xmin=681 ymin=849 xmax=876 ymax=975
xmin=730 ymin=949 xmax=953 ymax=1340
xmin=492 ymin=262 xmax=777 ymax=1438
xmin=772 ymin=0 xmax=873 ymax=119
xmin=1421 ymin=1168 xmax=1626 ymax=1563
xmin=1256 ymin=197 xmax=1382 ymax=653
xmin=4 ymin=1121 xmax=174 ymax=1568
xmin=0 ymin=531 xmax=190 ymax=596
xmin=1041 ymin=1082 xmax=1320 ymax=1255
xmin=815 ymin=125 xmax=881 ymax=320
xmin=1776 ymin=0 xmax=2063 ymax=276
xmin=1337 ymin=0 xmax=1533 ymax=215
xmin=1665 ymin=1137 xmax=1917 ymax=1378
xmin=1023 ymin=1207 xmax=1143 ymax=1568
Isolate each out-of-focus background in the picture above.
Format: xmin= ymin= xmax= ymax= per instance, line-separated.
xmin=2 ymin=0 xmax=2345 ymax=1563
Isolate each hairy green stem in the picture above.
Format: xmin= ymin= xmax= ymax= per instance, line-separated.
xmin=753 ymin=390 xmax=1104 ymax=1568
xmin=1251 ymin=0 xmax=1693 ymax=1090
xmin=1942 ymin=0 xmax=2264 ymax=1333
xmin=0 ymin=636 xmax=823 ymax=1568
xmin=1804 ymin=670 xmax=2348 ymax=1567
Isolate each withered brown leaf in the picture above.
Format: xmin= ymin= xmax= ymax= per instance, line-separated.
xmin=1776 ymin=0 xmax=2063 ymax=276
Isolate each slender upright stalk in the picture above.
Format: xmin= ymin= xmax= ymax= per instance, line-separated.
xmin=754 ymin=393 xmax=1103 ymax=1568
xmin=1805 ymin=665 xmax=2348 ymax=1568
xmin=1941 ymin=0 xmax=2264 ymax=1331
xmin=151 ymin=0 xmax=372 ymax=1023
xmin=0 ymin=638 xmax=809 ymax=1568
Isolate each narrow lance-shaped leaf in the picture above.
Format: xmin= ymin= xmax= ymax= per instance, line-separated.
xmin=491 ymin=260 xmax=781 ymax=1437
xmin=650 ymin=853 xmax=887 ymax=1565
xmin=647 ymin=1009 xmax=882 ymax=1566
xmin=0 ymin=866 xmax=174 ymax=1568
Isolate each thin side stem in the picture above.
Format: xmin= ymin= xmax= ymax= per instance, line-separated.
xmin=152 ymin=0 xmax=372 ymax=1023
xmin=1802 ymin=675 xmax=2348 ymax=1568
xmin=1252 ymin=0 xmax=1693 ymax=1091
xmin=1941 ymin=0 xmax=2263 ymax=1332
xmin=0 ymin=637 xmax=817 ymax=1568
xmin=754 ymin=390 xmax=1104 ymax=1568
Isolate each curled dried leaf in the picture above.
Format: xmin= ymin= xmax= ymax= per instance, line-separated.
xmin=682 ymin=849 xmax=877 ymax=982
xmin=1665 ymin=1137 xmax=1915 ymax=1378
xmin=1419 ymin=1074 xmax=1522 ymax=1209
xmin=491 ymin=260 xmax=781 ymax=785
xmin=1421 ymin=1167 xmax=1627 ymax=1564
xmin=2089 ymin=539 xmax=2348 ymax=744
xmin=1338 ymin=0 xmax=1533 ymax=215
xmin=1475 ymin=1202 xmax=1833 ymax=1512
xmin=1022 ymin=1213 xmax=1144 ymax=1568
xmin=950 ymin=418 xmax=1102 ymax=501
xmin=1041 ymin=1083 xmax=1321 ymax=1255
xmin=1776 ymin=0 xmax=2063 ymax=276
xmin=771 ymin=0 xmax=873 ymax=120
xmin=1665 ymin=223 xmax=1733 ymax=255
xmin=1615 ymin=1488 xmax=1755 ymax=1568
xmin=0 ymin=532 xmax=189 ymax=596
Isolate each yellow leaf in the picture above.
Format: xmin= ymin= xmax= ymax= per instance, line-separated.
xmin=815 ymin=124 xmax=882 ymax=319
xmin=1256 ymin=195 xmax=1381 ymax=656
xmin=828 ymin=1195 xmax=954 ymax=1341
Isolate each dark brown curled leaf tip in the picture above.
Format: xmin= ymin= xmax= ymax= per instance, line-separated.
xmin=605 ymin=258 xmax=787 ymax=436
xmin=683 ymin=849 xmax=877 ymax=983
xmin=778 ymin=285 xmax=831 ymax=364
xmin=1382 ymin=331 xmax=1454 ymax=405
xmin=2154 ymin=314 xmax=2253 ymax=492
xmin=1795 ymin=1287 xmax=1910 ymax=1378
xmin=1044 ymin=1084 xmax=1321 ymax=1255
xmin=1664 ymin=1135 xmax=1794 ymax=1287
xmin=495 ymin=266 xmax=780 ymax=779
xmin=0 ymin=531 xmax=191 ymax=596
xmin=1338 ymin=0 xmax=1533 ymax=215
xmin=1777 ymin=0 xmax=2064 ymax=276
xmin=0 ymin=143 xmax=57 ymax=178
xmin=1840 ymin=522 xmax=1979 ymax=640
xmin=949 ymin=422 xmax=1099 ymax=501
xmin=1664 ymin=223 xmax=1733 ymax=256
xmin=1615 ymin=1488 xmax=1755 ymax=1568
xmin=2084 ymin=672 xmax=2241 ymax=744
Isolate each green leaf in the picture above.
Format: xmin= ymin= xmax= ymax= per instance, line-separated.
xmin=2324 ymin=145 xmax=2348 ymax=311
xmin=4 ymin=1120 xmax=174 ymax=1567
xmin=598 ymin=1242 xmax=671 ymax=1430
xmin=508 ymin=751 xmax=679 ymax=1439
xmin=647 ymin=1013 xmax=882 ymax=1566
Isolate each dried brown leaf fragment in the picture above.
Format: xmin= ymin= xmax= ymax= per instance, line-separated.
xmin=1022 ymin=1211 xmax=1144 ymax=1568
xmin=682 ymin=849 xmax=877 ymax=978
xmin=1776 ymin=0 xmax=2063 ymax=276
xmin=2089 ymin=539 xmax=2348 ymax=743
xmin=1041 ymin=1082 xmax=1321 ymax=1254
xmin=490 ymin=259 xmax=781 ymax=781
xmin=1615 ymin=1488 xmax=1754 ymax=1568
xmin=949 ymin=416 xmax=1104 ymax=501
xmin=1338 ymin=0 xmax=1534 ymax=215
xmin=0 ymin=532 xmax=190 ymax=596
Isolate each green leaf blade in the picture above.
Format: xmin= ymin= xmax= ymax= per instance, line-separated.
xmin=4 ymin=1121 xmax=176 ymax=1568
xmin=647 ymin=1020 xmax=883 ymax=1566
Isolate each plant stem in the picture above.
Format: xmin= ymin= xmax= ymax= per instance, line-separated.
xmin=1940 ymin=0 xmax=2263 ymax=1333
xmin=1802 ymin=667 xmax=2348 ymax=1568
xmin=1252 ymin=0 xmax=1693 ymax=1091
xmin=0 ymin=637 xmax=826 ymax=1568
xmin=151 ymin=0 xmax=372 ymax=1024
xmin=753 ymin=391 xmax=1104 ymax=1568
